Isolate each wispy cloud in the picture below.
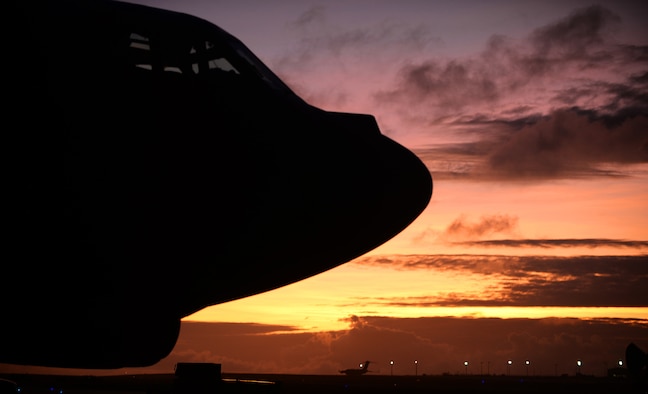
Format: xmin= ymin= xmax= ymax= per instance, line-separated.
xmin=528 ymin=5 xmax=620 ymax=60
xmin=426 ymin=214 xmax=648 ymax=249
xmin=275 ymin=5 xmax=442 ymax=108
xmin=283 ymin=5 xmax=439 ymax=63
xmin=376 ymin=5 xmax=647 ymax=122
xmin=456 ymin=238 xmax=648 ymax=249
xmin=442 ymin=214 xmax=519 ymax=240
xmin=356 ymin=254 xmax=648 ymax=276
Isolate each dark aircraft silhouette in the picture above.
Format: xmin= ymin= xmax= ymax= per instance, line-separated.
xmin=3 ymin=0 xmax=432 ymax=369
xmin=339 ymin=361 xmax=372 ymax=376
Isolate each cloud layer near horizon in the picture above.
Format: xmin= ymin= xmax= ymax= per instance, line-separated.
xmin=31 ymin=317 xmax=642 ymax=376
xmin=416 ymin=108 xmax=648 ymax=180
xmin=354 ymin=254 xmax=648 ymax=307
xmin=4 ymin=317 xmax=645 ymax=376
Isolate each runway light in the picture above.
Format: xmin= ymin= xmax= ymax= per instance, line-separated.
xmin=576 ymin=360 xmax=582 ymax=375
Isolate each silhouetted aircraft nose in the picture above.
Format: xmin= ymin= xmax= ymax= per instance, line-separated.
xmin=177 ymin=108 xmax=433 ymax=313
xmin=312 ymin=111 xmax=433 ymax=260
xmin=3 ymin=0 xmax=433 ymax=370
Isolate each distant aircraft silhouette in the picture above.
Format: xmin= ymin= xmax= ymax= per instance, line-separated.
xmin=340 ymin=361 xmax=372 ymax=375
xmin=4 ymin=0 xmax=432 ymax=369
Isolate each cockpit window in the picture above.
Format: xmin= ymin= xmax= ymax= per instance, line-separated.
xmin=130 ymin=33 xmax=150 ymax=51
xmin=124 ymin=28 xmax=291 ymax=94
xmin=206 ymin=58 xmax=237 ymax=73
xmin=127 ymin=32 xmax=241 ymax=79
xmin=129 ymin=33 xmax=152 ymax=70
xmin=189 ymin=39 xmax=241 ymax=77
xmin=225 ymin=37 xmax=292 ymax=92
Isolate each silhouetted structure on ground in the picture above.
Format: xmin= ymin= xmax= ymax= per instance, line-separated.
xmin=626 ymin=342 xmax=648 ymax=389
xmin=4 ymin=0 xmax=432 ymax=369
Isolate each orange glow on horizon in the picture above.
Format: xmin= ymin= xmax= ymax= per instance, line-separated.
xmin=185 ymin=254 xmax=648 ymax=332
xmin=185 ymin=304 xmax=648 ymax=333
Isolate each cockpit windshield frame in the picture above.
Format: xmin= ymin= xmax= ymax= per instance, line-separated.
xmin=122 ymin=12 xmax=294 ymax=95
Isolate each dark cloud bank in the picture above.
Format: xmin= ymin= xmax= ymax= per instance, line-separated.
xmin=416 ymin=108 xmax=648 ymax=180
xmin=356 ymin=254 xmax=648 ymax=307
xmin=384 ymin=5 xmax=648 ymax=180
xmin=398 ymin=214 xmax=648 ymax=307
xmin=378 ymin=5 xmax=648 ymax=120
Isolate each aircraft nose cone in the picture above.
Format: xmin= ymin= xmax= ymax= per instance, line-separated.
xmin=258 ymin=110 xmax=433 ymax=275
xmin=371 ymin=134 xmax=433 ymax=235
xmin=192 ymin=111 xmax=433 ymax=304
xmin=319 ymin=124 xmax=433 ymax=262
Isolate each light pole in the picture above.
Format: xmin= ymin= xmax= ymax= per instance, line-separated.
xmin=577 ymin=360 xmax=582 ymax=375
xmin=464 ymin=361 xmax=468 ymax=375
xmin=507 ymin=360 xmax=512 ymax=376
xmin=414 ymin=360 xmax=418 ymax=376
xmin=618 ymin=360 xmax=623 ymax=368
xmin=525 ymin=360 xmax=530 ymax=376
xmin=390 ymin=360 xmax=394 ymax=376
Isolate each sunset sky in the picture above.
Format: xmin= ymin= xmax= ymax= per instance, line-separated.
xmin=6 ymin=0 xmax=647 ymax=377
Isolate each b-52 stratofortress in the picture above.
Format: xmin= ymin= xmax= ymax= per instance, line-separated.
xmin=3 ymin=0 xmax=432 ymax=369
